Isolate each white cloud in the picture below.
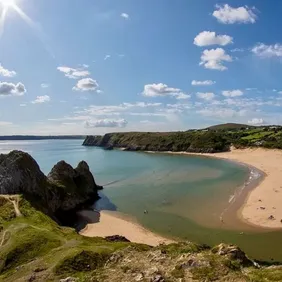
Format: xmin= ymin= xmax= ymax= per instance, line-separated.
xmin=176 ymin=93 xmax=191 ymax=100
xmin=196 ymin=92 xmax=215 ymax=101
xmin=20 ymin=103 xmax=26 ymax=107
xmin=41 ymin=83 xmax=49 ymax=88
xmin=231 ymin=48 xmax=244 ymax=52
xmin=104 ymin=55 xmax=111 ymax=60
xmin=191 ymin=80 xmax=216 ymax=86
xmin=57 ymin=66 xmax=90 ymax=79
xmin=84 ymin=118 xmax=128 ymax=128
xmin=122 ymin=102 xmax=162 ymax=108
xmin=200 ymin=48 xmax=232 ymax=70
xmin=0 ymin=82 xmax=26 ymax=96
xmin=212 ymin=4 xmax=257 ymax=24
xmin=197 ymin=108 xmax=246 ymax=119
xmin=252 ymin=43 xmax=282 ymax=58
xmin=194 ymin=31 xmax=233 ymax=47
xmin=0 ymin=64 xmax=16 ymax=77
xmin=222 ymin=90 xmax=244 ymax=97
xmin=0 ymin=121 xmax=12 ymax=126
xmin=248 ymin=118 xmax=264 ymax=125
xmin=121 ymin=13 xmax=129 ymax=19
xmin=142 ymin=83 xmax=190 ymax=99
xmin=31 ymin=95 xmax=50 ymax=104
xmin=73 ymin=78 xmax=99 ymax=92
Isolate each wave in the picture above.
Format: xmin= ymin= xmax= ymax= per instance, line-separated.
xmin=220 ymin=165 xmax=263 ymax=222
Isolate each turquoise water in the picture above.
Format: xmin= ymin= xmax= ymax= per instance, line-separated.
xmin=1 ymin=139 xmax=282 ymax=261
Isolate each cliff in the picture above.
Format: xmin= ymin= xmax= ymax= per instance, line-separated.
xmin=0 ymin=150 xmax=102 ymax=223
xmin=83 ymin=131 xmax=230 ymax=153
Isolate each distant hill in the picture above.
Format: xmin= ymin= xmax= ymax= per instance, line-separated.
xmin=206 ymin=123 xmax=253 ymax=131
xmin=0 ymin=135 xmax=85 ymax=141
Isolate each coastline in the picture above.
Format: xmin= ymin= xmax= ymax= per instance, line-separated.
xmin=78 ymin=210 xmax=174 ymax=246
xmin=160 ymin=147 xmax=282 ymax=229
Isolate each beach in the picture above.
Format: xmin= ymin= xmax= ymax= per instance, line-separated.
xmin=79 ymin=210 xmax=174 ymax=246
xmin=176 ymin=148 xmax=282 ymax=229
xmin=79 ymin=147 xmax=282 ymax=245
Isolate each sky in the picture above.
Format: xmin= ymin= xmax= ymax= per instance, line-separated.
xmin=1 ymin=0 xmax=282 ymax=135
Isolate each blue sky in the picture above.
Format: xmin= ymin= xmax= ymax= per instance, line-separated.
xmin=1 ymin=0 xmax=282 ymax=134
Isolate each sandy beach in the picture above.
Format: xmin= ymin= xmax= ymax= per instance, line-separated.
xmin=79 ymin=147 xmax=282 ymax=245
xmin=173 ymin=148 xmax=282 ymax=229
xmin=79 ymin=210 xmax=174 ymax=246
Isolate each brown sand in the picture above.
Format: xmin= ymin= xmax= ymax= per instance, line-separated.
xmin=79 ymin=210 xmax=174 ymax=246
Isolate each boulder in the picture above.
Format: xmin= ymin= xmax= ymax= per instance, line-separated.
xmin=212 ymin=243 xmax=252 ymax=266
xmin=105 ymin=235 xmax=130 ymax=243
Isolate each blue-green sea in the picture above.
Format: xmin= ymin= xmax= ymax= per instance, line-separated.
xmin=1 ymin=139 xmax=282 ymax=262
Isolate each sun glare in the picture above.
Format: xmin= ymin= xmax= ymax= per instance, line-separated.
xmin=0 ymin=0 xmax=16 ymax=8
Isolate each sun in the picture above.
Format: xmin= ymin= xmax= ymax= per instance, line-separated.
xmin=0 ymin=0 xmax=17 ymax=8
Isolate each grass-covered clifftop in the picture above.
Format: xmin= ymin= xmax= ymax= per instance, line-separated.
xmin=1 ymin=195 xmax=282 ymax=281
xmin=83 ymin=131 xmax=230 ymax=153
xmin=83 ymin=124 xmax=282 ymax=152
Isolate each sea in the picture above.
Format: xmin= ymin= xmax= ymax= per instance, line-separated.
xmin=1 ymin=139 xmax=282 ymax=262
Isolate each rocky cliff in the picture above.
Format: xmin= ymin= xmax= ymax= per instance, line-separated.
xmin=0 ymin=150 xmax=102 ymax=223
xmin=83 ymin=131 xmax=230 ymax=153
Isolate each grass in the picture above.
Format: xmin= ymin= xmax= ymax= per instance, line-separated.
xmin=0 ymin=226 xmax=62 ymax=272
xmin=157 ymin=242 xmax=210 ymax=256
xmin=55 ymin=250 xmax=110 ymax=275
xmin=0 ymin=198 xmax=16 ymax=223
xmin=241 ymin=131 xmax=273 ymax=140
xmin=0 ymin=196 xmax=130 ymax=281
xmin=247 ymin=267 xmax=282 ymax=281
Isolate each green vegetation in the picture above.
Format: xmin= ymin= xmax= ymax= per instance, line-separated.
xmin=84 ymin=131 xmax=230 ymax=153
xmin=83 ymin=124 xmax=282 ymax=152
xmin=0 ymin=195 xmax=130 ymax=281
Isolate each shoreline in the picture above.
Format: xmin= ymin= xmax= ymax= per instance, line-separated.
xmin=155 ymin=148 xmax=282 ymax=229
xmin=78 ymin=210 xmax=174 ymax=246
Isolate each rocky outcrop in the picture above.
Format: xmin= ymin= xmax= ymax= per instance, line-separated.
xmin=0 ymin=150 xmax=102 ymax=223
xmin=105 ymin=235 xmax=130 ymax=243
xmin=0 ymin=150 xmax=47 ymax=195
xmin=212 ymin=243 xmax=252 ymax=266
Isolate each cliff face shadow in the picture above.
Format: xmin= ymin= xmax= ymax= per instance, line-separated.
xmin=75 ymin=209 xmax=101 ymax=232
xmin=76 ymin=192 xmax=117 ymax=232
xmin=92 ymin=192 xmax=117 ymax=212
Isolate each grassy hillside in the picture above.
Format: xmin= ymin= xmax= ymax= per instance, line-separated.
xmin=83 ymin=125 xmax=282 ymax=152
xmin=207 ymin=123 xmax=253 ymax=130
xmin=1 ymin=195 xmax=282 ymax=281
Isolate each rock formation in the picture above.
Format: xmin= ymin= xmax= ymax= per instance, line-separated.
xmin=0 ymin=150 xmax=102 ymax=223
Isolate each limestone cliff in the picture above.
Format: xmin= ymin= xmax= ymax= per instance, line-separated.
xmin=0 ymin=150 xmax=102 ymax=222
